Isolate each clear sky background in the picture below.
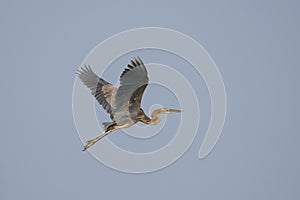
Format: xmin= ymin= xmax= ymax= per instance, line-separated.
xmin=1 ymin=0 xmax=299 ymax=199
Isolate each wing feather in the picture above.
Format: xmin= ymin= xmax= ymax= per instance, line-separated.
xmin=77 ymin=65 xmax=116 ymax=120
xmin=113 ymin=57 xmax=149 ymax=124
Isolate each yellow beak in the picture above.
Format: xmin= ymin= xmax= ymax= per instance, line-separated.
xmin=165 ymin=108 xmax=182 ymax=113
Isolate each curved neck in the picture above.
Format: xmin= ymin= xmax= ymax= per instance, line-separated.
xmin=150 ymin=109 xmax=164 ymax=125
xmin=138 ymin=108 xmax=164 ymax=125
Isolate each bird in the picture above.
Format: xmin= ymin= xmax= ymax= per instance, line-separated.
xmin=77 ymin=56 xmax=181 ymax=151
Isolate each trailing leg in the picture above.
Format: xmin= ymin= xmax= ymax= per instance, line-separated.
xmin=82 ymin=129 xmax=112 ymax=151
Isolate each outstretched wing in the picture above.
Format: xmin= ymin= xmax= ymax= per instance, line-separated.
xmin=113 ymin=57 xmax=149 ymax=124
xmin=77 ymin=65 xmax=116 ymax=120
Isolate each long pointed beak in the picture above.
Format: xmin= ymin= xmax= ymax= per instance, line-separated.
xmin=165 ymin=108 xmax=182 ymax=113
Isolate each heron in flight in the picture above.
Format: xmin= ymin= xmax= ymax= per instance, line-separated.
xmin=77 ymin=56 xmax=181 ymax=151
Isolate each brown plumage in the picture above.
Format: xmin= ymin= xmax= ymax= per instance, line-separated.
xmin=77 ymin=56 xmax=181 ymax=151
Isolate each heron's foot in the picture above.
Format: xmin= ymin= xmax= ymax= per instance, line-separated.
xmin=82 ymin=138 xmax=98 ymax=151
xmin=82 ymin=130 xmax=113 ymax=151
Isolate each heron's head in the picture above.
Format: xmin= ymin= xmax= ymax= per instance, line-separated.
xmin=149 ymin=107 xmax=181 ymax=124
xmin=150 ymin=108 xmax=181 ymax=117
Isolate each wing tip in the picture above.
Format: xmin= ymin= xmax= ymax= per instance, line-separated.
xmin=131 ymin=56 xmax=143 ymax=66
xmin=76 ymin=64 xmax=94 ymax=76
xmin=120 ymin=56 xmax=145 ymax=78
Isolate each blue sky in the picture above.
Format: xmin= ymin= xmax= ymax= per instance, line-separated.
xmin=1 ymin=1 xmax=299 ymax=199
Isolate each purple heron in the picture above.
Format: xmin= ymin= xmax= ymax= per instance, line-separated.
xmin=77 ymin=57 xmax=181 ymax=151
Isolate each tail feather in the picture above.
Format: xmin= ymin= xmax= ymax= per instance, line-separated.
xmin=102 ymin=121 xmax=116 ymax=130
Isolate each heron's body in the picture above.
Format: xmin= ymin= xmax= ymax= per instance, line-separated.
xmin=77 ymin=57 xmax=181 ymax=151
